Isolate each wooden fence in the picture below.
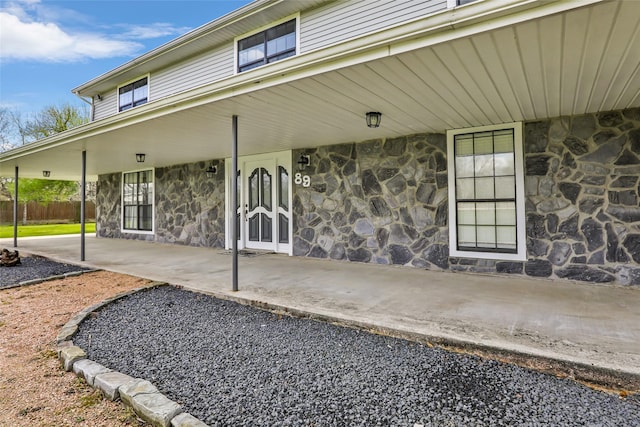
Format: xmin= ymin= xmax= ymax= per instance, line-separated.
xmin=0 ymin=201 xmax=96 ymax=224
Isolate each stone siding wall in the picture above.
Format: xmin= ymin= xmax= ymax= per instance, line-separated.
xmin=292 ymin=135 xmax=450 ymax=267
xmin=96 ymin=160 xmax=226 ymax=247
xmin=293 ymin=108 xmax=640 ymax=285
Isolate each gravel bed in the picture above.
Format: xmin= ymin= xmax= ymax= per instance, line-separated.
xmin=74 ymin=286 xmax=640 ymax=426
xmin=0 ymin=256 xmax=91 ymax=288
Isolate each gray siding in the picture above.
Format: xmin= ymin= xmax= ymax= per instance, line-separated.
xmin=151 ymin=44 xmax=235 ymax=101
xmin=300 ymin=0 xmax=447 ymax=53
xmin=91 ymin=0 xmax=447 ymax=122
xmin=93 ymin=91 xmax=118 ymax=121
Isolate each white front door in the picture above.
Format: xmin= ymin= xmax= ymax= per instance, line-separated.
xmin=226 ymin=151 xmax=292 ymax=254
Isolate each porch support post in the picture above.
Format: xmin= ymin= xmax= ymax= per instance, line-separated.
xmin=80 ymin=150 xmax=86 ymax=261
xmin=231 ymin=115 xmax=239 ymax=292
xmin=13 ymin=166 xmax=18 ymax=248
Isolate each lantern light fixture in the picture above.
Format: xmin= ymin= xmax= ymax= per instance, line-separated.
xmin=136 ymin=153 xmax=146 ymax=163
xmin=42 ymin=170 xmax=51 ymax=178
xmin=365 ymin=111 xmax=382 ymax=128
xmin=206 ymin=164 xmax=217 ymax=177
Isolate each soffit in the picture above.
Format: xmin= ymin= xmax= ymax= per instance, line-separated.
xmin=2 ymin=0 xmax=639 ymax=181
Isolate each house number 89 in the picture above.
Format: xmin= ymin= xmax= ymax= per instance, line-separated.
xmin=294 ymin=173 xmax=311 ymax=187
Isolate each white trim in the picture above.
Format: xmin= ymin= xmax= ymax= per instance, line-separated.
xmin=447 ymin=0 xmax=483 ymax=8
xmin=116 ymin=74 xmax=150 ymax=113
xmin=120 ymin=167 xmax=155 ymax=235
xmin=447 ymin=122 xmax=526 ymax=261
xmin=233 ymin=13 xmax=300 ymax=75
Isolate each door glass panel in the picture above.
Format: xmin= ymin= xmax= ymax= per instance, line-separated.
xmin=249 ymin=169 xmax=259 ymax=210
xmin=279 ymin=213 xmax=289 ymax=243
xmin=261 ymin=213 xmax=272 ymax=242
xmin=249 ymin=214 xmax=259 ymax=241
xmin=279 ymin=166 xmax=288 ymax=210
xmin=262 ymin=168 xmax=272 ymax=210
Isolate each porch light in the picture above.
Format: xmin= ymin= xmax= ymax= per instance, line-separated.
xmin=297 ymin=154 xmax=310 ymax=170
xmin=42 ymin=170 xmax=51 ymax=178
xmin=206 ymin=164 xmax=217 ymax=177
xmin=365 ymin=112 xmax=382 ymax=128
xmin=136 ymin=153 xmax=146 ymax=163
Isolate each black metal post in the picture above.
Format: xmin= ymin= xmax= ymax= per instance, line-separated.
xmin=81 ymin=150 xmax=86 ymax=261
xmin=13 ymin=166 xmax=18 ymax=248
xmin=232 ymin=115 xmax=239 ymax=292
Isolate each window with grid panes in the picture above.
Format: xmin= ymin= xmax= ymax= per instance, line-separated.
xmin=237 ymin=20 xmax=296 ymax=73
xmin=122 ymin=170 xmax=153 ymax=231
xmin=447 ymin=123 xmax=526 ymax=260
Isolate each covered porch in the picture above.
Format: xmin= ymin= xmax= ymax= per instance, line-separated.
xmin=4 ymin=234 xmax=639 ymax=388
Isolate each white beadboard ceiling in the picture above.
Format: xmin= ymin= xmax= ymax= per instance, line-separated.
xmin=2 ymin=0 xmax=639 ymax=181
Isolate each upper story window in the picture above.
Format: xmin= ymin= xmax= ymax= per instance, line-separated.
xmin=447 ymin=123 xmax=526 ymax=261
xmin=237 ymin=19 xmax=296 ymax=73
xmin=447 ymin=0 xmax=480 ymax=6
xmin=118 ymin=77 xmax=148 ymax=112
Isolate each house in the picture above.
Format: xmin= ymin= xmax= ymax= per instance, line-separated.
xmin=1 ymin=0 xmax=639 ymax=285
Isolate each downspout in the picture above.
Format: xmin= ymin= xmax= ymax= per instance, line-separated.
xmin=73 ymin=91 xmax=94 ymax=121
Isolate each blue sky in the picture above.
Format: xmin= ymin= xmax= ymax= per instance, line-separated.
xmin=1 ymin=0 xmax=252 ymax=118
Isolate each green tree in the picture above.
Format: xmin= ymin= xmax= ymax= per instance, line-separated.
xmin=21 ymin=103 xmax=89 ymax=142
xmin=7 ymin=179 xmax=78 ymax=224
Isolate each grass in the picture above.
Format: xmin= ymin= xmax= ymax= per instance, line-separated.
xmin=0 ymin=223 xmax=96 ymax=238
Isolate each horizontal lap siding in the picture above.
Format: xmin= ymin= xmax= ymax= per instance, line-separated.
xmin=93 ymin=91 xmax=118 ymax=121
xmin=91 ymin=0 xmax=446 ymax=122
xmin=151 ymin=45 xmax=234 ymax=100
xmin=301 ymin=0 xmax=447 ymax=53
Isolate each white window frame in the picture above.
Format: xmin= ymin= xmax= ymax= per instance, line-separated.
xmin=117 ymin=74 xmax=150 ymax=113
xmin=447 ymin=0 xmax=481 ymax=7
xmin=447 ymin=122 xmax=526 ymax=261
xmin=121 ymin=168 xmax=155 ymax=235
xmin=234 ymin=14 xmax=300 ymax=75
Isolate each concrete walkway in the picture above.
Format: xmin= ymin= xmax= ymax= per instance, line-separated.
xmin=4 ymin=235 xmax=639 ymax=388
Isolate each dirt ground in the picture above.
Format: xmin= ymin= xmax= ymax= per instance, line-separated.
xmin=0 ymin=271 xmax=150 ymax=427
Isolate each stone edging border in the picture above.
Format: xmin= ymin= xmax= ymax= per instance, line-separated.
xmin=56 ymin=282 xmax=209 ymax=427
xmin=1 ymin=269 xmax=101 ymax=290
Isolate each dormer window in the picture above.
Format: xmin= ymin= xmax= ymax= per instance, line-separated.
xmin=119 ymin=77 xmax=148 ymax=112
xmin=238 ymin=19 xmax=296 ymax=73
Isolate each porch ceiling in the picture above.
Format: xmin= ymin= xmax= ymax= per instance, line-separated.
xmin=1 ymin=0 xmax=638 ymax=181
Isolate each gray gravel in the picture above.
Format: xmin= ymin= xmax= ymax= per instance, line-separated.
xmin=0 ymin=256 xmax=90 ymax=288
xmin=74 ymin=286 xmax=640 ymax=426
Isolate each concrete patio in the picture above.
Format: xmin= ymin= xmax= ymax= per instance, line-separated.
xmin=3 ymin=234 xmax=639 ymax=389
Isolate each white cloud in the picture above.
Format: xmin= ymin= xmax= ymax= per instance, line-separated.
xmin=0 ymin=2 xmax=144 ymax=63
xmin=118 ymin=23 xmax=192 ymax=40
